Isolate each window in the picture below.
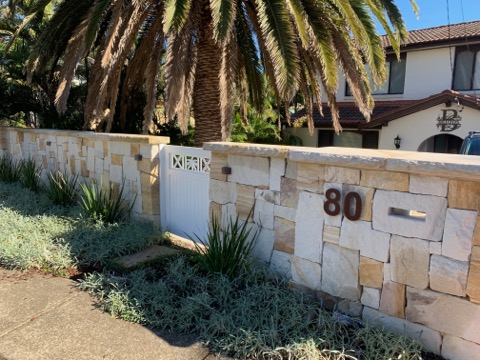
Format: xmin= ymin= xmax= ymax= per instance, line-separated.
xmin=453 ymin=46 xmax=480 ymax=90
xmin=346 ymin=55 xmax=406 ymax=96
xmin=317 ymin=130 xmax=379 ymax=149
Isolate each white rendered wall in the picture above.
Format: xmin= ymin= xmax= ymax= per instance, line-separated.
xmin=378 ymin=105 xmax=480 ymax=151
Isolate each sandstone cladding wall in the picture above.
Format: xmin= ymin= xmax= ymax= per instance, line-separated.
xmin=205 ymin=142 xmax=480 ymax=360
xmin=0 ymin=128 xmax=169 ymax=221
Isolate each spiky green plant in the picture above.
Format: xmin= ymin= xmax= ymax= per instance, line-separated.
xmin=79 ymin=179 xmax=134 ymax=224
xmin=0 ymin=155 xmax=23 ymax=183
xmin=44 ymin=169 xmax=79 ymax=206
xmin=20 ymin=158 xmax=42 ymax=192
xmin=192 ymin=211 xmax=259 ymax=278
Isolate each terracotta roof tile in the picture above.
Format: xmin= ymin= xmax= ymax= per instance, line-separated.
xmin=382 ymin=20 xmax=480 ymax=49
xmin=290 ymin=100 xmax=420 ymax=128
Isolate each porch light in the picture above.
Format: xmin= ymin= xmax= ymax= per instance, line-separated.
xmin=394 ymin=135 xmax=401 ymax=149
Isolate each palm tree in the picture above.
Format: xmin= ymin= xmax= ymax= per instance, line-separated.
xmin=28 ymin=0 xmax=416 ymax=146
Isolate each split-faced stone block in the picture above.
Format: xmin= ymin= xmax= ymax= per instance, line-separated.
xmin=270 ymin=158 xmax=285 ymax=191
xmin=110 ymin=164 xmax=123 ymax=183
xmin=359 ymin=257 xmax=384 ymax=289
xmin=251 ymin=228 xmax=275 ymax=264
xmin=209 ymin=202 xmax=222 ymax=221
xmin=209 ymin=179 xmax=236 ymax=204
xmin=253 ymin=198 xmax=274 ymax=230
xmin=285 ymin=160 xmax=297 ymax=179
xmin=361 ymin=287 xmax=381 ymax=309
xmin=110 ymin=141 xmax=131 ymax=156
xmin=343 ymin=185 xmax=375 ymax=222
xmin=210 ymin=153 xmax=228 ymax=181
xmin=467 ymin=258 xmax=480 ymax=303
xmin=430 ymin=255 xmax=468 ymax=297
xmin=442 ymin=208 xmax=477 ymax=262
xmin=372 ymin=190 xmax=447 ymax=241
xmin=321 ymin=243 xmax=360 ymax=301
xmin=122 ymin=156 xmax=139 ymax=182
xmin=390 ymin=235 xmax=430 ymax=289
xmin=323 ymin=225 xmax=340 ymax=245
xmin=379 ymin=281 xmax=406 ymax=318
xmin=295 ymin=191 xmax=324 ymax=263
xmin=269 ymin=250 xmax=292 ymax=278
xmin=409 ymin=175 xmax=448 ymax=197
xmin=274 ymin=205 xmax=296 ymax=222
xmin=448 ymin=180 xmax=480 ymax=212
xmin=340 ymin=220 xmax=390 ymax=262
xmin=137 ymin=157 xmax=159 ymax=175
xmin=297 ymin=163 xmax=325 ymax=193
xmin=280 ymin=177 xmax=299 ymax=208
xmin=406 ymin=287 xmax=480 ymax=344
xmin=291 ymin=255 xmax=322 ymax=290
xmin=362 ymin=307 xmax=442 ymax=355
xmin=274 ymin=217 xmax=295 ymax=254
xmin=255 ymin=189 xmax=280 ymax=205
xmin=228 ymin=154 xmax=270 ymax=187
xmin=325 ymin=166 xmax=360 ymax=185
xmin=442 ymin=335 xmax=480 ymax=360
xmin=473 ymin=217 xmax=480 ymax=246
xmin=139 ymin=144 xmax=159 ymax=159
xmin=236 ymin=184 xmax=255 ymax=219
xmin=429 ymin=241 xmax=442 ymax=255
xmin=360 ymin=170 xmax=409 ymax=191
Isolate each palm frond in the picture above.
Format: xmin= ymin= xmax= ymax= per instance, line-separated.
xmin=210 ymin=0 xmax=236 ymax=44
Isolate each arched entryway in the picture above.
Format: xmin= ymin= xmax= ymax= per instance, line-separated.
xmin=418 ymin=134 xmax=463 ymax=153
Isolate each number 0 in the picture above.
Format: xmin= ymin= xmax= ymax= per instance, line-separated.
xmin=344 ymin=192 xmax=362 ymax=221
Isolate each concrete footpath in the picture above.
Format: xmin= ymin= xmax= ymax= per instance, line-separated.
xmin=0 ymin=269 xmax=226 ymax=360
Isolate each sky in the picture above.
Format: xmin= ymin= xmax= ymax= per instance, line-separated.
xmin=379 ymin=0 xmax=480 ymax=32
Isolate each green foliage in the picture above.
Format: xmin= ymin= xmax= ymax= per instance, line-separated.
xmin=44 ymin=169 xmax=79 ymax=206
xmin=0 ymin=154 xmax=22 ymax=182
xmin=155 ymin=120 xmax=195 ymax=146
xmin=78 ymin=257 xmax=424 ymax=360
xmin=20 ymin=158 xmax=42 ymax=192
xmin=79 ymin=179 xmax=133 ymax=224
xmin=192 ymin=212 xmax=258 ymax=278
xmin=0 ymin=181 xmax=163 ymax=272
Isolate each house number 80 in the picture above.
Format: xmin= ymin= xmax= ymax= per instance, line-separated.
xmin=324 ymin=189 xmax=362 ymax=221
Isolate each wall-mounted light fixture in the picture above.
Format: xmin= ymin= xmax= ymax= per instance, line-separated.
xmin=394 ymin=135 xmax=401 ymax=149
xmin=221 ymin=166 xmax=232 ymax=175
xmin=134 ymin=154 xmax=143 ymax=161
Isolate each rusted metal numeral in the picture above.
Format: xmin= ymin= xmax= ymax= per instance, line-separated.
xmin=324 ymin=188 xmax=341 ymax=216
xmin=324 ymin=189 xmax=362 ymax=221
xmin=344 ymin=192 xmax=362 ymax=221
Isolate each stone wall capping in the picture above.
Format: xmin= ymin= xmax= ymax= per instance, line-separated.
xmin=205 ymin=143 xmax=480 ymax=181
xmin=204 ymin=142 xmax=291 ymax=158
xmin=1 ymin=127 xmax=170 ymax=145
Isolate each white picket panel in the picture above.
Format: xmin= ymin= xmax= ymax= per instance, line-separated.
xmin=160 ymin=145 xmax=211 ymax=240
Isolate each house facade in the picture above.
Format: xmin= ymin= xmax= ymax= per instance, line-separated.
xmin=287 ymin=21 xmax=480 ymax=153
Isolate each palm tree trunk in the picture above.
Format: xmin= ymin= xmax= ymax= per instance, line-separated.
xmin=192 ymin=3 xmax=223 ymax=147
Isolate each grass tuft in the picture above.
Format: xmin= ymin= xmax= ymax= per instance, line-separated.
xmin=0 ymin=155 xmax=22 ymax=183
xmin=20 ymin=158 xmax=42 ymax=192
xmin=191 ymin=212 xmax=258 ymax=278
xmin=44 ymin=169 xmax=79 ymax=206
xmin=79 ymin=179 xmax=133 ymax=223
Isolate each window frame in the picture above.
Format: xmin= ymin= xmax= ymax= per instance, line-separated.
xmin=452 ymin=45 xmax=480 ymax=91
xmin=345 ymin=54 xmax=407 ymax=96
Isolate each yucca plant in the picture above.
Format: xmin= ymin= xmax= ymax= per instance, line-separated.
xmin=20 ymin=158 xmax=42 ymax=192
xmin=79 ymin=180 xmax=134 ymax=224
xmin=192 ymin=211 xmax=259 ymax=278
xmin=0 ymin=155 xmax=22 ymax=183
xmin=44 ymin=169 xmax=79 ymax=206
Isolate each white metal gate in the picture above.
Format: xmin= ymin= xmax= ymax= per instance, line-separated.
xmin=160 ymin=145 xmax=211 ymax=240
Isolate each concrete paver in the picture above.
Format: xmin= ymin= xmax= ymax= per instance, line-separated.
xmin=0 ymin=269 xmax=224 ymax=360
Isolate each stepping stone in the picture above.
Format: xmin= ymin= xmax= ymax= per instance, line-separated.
xmin=115 ymin=245 xmax=179 ymax=269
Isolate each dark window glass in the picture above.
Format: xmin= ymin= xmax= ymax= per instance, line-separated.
xmin=362 ymin=132 xmax=379 ymax=149
xmin=318 ymin=130 xmax=334 ymax=147
xmin=389 ymin=59 xmax=406 ymax=94
xmin=345 ymin=55 xmax=406 ymax=96
xmin=453 ymin=46 xmax=480 ymax=90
